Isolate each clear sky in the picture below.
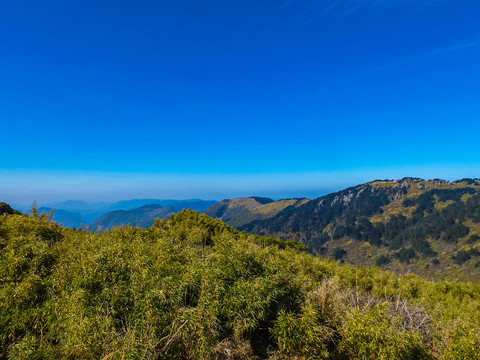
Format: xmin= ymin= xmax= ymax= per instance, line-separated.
xmin=1 ymin=0 xmax=480 ymax=204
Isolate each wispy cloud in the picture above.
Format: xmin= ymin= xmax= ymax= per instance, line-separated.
xmin=417 ymin=41 xmax=480 ymax=60
xmin=321 ymin=0 xmax=344 ymax=15
xmin=281 ymin=0 xmax=448 ymax=18
xmin=374 ymin=40 xmax=480 ymax=72
xmin=337 ymin=40 xmax=480 ymax=83
xmin=340 ymin=0 xmax=369 ymax=18
xmin=279 ymin=0 xmax=297 ymax=11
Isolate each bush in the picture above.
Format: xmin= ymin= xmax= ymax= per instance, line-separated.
xmin=403 ymin=198 xmax=416 ymax=207
xmin=0 ymin=210 xmax=480 ymax=359
xmin=333 ymin=247 xmax=347 ymax=261
xmin=339 ymin=305 xmax=431 ymax=360
xmin=468 ymin=234 xmax=480 ymax=244
xmin=452 ymin=248 xmax=480 ymax=264
xmin=273 ymin=309 xmax=332 ymax=359
xmin=376 ymin=255 xmax=391 ymax=267
xmin=395 ymin=247 xmax=416 ymax=264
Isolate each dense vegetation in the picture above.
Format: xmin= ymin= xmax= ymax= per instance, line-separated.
xmin=1 ymin=208 xmax=480 ymax=359
xmin=235 ymin=178 xmax=480 ymax=281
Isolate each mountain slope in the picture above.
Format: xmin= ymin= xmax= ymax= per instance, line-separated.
xmin=0 ymin=202 xmax=21 ymax=216
xmin=1 ymin=208 xmax=479 ymax=358
xmin=239 ymin=178 xmax=480 ymax=281
xmin=89 ymin=204 xmax=178 ymax=230
xmin=204 ymin=197 xmax=309 ymax=228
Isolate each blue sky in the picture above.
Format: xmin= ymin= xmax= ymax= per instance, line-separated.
xmin=1 ymin=0 xmax=480 ymax=204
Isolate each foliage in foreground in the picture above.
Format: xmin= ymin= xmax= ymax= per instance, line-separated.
xmin=1 ymin=210 xmax=480 ymax=359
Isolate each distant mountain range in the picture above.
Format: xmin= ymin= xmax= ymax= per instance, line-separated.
xmin=204 ymin=178 xmax=480 ymax=281
xmin=89 ymin=204 xmax=177 ymax=230
xmin=38 ymin=207 xmax=85 ymax=228
xmin=5 ymin=178 xmax=480 ymax=281
xmin=28 ymin=199 xmax=218 ymax=229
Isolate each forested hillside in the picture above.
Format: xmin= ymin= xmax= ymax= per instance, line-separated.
xmin=1 ymin=207 xmax=480 ymax=359
xmin=207 ymin=179 xmax=480 ymax=281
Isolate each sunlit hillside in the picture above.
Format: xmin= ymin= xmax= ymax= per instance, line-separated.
xmin=1 ymin=208 xmax=479 ymax=359
xmin=208 ymin=178 xmax=480 ymax=282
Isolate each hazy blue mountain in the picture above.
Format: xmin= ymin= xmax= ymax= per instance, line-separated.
xmin=108 ymin=199 xmax=167 ymax=210
xmin=108 ymin=199 xmax=217 ymax=211
xmin=43 ymin=201 xmax=114 ymax=223
xmin=38 ymin=207 xmax=85 ymax=229
xmin=47 ymin=200 xmax=111 ymax=212
xmin=89 ymin=204 xmax=178 ymax=230
xmin=33 ymin=199 xmax=219 ymax=228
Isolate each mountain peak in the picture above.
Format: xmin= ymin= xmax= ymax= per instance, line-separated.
xmin=0 ymin=202 xmax=21 ymax=216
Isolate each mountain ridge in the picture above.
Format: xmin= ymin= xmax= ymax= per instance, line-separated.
xmin=89 ymin=204 xmax=178 ymax=230
xmin=21 ymin=199 xmax=219 ymax=229
xmin=204 ymin=196 xmax=309 ymax=228
xmin=5 ymin=177 xmax=480 ymax=280
xmin=205 ymin=178 xmax=480 ymax=281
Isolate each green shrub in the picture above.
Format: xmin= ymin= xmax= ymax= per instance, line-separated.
xmin=334 ymin=247 xmax=347 ymax=260
xmin=0 ymin=210 xmax=479 ymax=359
xmin=339 ymin=305 xmax=431 ymax=360
xmin=273 ymin=309 xmax=332 ymax=359
xmin=376 ymin=255 xmax=391 ymax=267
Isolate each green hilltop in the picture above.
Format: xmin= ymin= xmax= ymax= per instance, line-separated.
xmin=1 ymin=207 xmax=480 ymax=359
xmin=204 ymin=197 xmax=309 ymax=228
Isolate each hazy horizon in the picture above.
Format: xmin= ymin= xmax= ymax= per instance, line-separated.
xmin=3 ymin=164 xmax=480 ymax=208
xmin=2 ymin=1 xmax=480 ymax=207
